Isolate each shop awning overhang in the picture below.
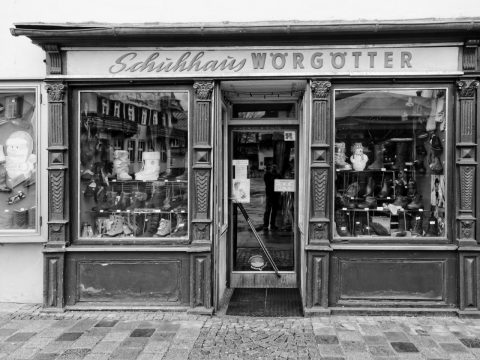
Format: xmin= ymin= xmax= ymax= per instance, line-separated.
xmin=10 ymin=18 xmax=480 ymax=47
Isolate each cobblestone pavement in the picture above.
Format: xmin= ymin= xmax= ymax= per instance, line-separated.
xmin=2 ymin=303 xmax=480 ymax=359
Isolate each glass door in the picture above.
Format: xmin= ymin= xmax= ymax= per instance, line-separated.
xmin=229 ymin=127 xmax=297 ymax=287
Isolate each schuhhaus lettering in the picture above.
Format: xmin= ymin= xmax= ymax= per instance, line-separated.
xmin=109 ymin=50 xmax=413 ymax=74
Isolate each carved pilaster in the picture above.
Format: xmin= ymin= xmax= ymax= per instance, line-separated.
xmin=42 ymin=44 xmax=62 ymax=75
xmin=190 ymin=254 xmax=212 ymax=309
xmin=43 ymin=252 xmax=65 ymax=311
xmin=456 ymin=79 xmax=479 ymax=247
xmin=45 ymin=82 xmax=68 ymax=250
xmin=306 ymin=252 xmax=329 ymax=309
xmin=192 ymin=81 xmax=214 ymax=245
xmin=309 ymin=80 xmax=331 ymax=245
xmin=463 ymin=40 xmax=480 ymax=72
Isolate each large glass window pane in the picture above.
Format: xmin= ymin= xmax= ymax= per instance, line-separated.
xmin=0 ymin=90 xmax=38 ymax=232
xmin=79 ymin=91 xmax=189 ymax=239
xmin=334 ymin=89 xmax=447 ymax=239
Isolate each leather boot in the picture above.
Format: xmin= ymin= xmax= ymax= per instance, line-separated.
xmin=426 ymin=213 xmax=440 ymax=237
xmin=429 ymin=155 xmax=443 ymax=174
xmin=411 ymin=212 xmax=424 ymax=236
xmin=378 ymin=177 xmax=392 ymax=199
xmin=354 ymin=221 xmax=363 ymax=236
xmin=415 ymin=144 xmax=427 ymax=174
xmin=407 ymin=178 xmax=416 ymax=198
xmin=430 ymin=133 xmax=443 ymax=157
xmin=105 ymin=215 xmax=124 ymax=237
xmin=365 ymin=177 xmax=375 ymax=196
xmin=368 ymin=143 xmax=385 ymax=170
xmin=407 ymin=194 xmax=423 ymax=210
xmin=392 ymin=141 xmax=409 ymax=170
xmin=145 ymin=213 xmax=161 ymax=237
xmin=357 ymin=196 xmax=377 ymax=209
xmin=335 ymin=210 xmax=351 ymax=236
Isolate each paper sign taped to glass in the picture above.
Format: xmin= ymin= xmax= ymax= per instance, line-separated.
xmin=274 ymin=179 xmax=295 ymax=192
xmin=232 ymin=179 xmax=250 ymax=203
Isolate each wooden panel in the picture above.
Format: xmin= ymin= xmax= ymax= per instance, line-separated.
xmin=78 ymin=261 xmax=181 ymax=303
xmin=306 ymin=252 xmax=329 ymax=308
xmin=330 ymin=251 xmax=457 ymax=307
xmin=191 ymin=254 xmax=212 ymax=308
xmin=43 ymin=253 xmax=64 ymax=308
xmin=462 ymin=256 xmax=477 ymax=309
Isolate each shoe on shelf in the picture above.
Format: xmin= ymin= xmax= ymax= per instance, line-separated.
xmin=357 ymin=196 xmax=377 ymax=209
xmin=407 ymin=194 xmax=423 ymax=210
xmin=335 ymin=210 xmax=351 ymax=236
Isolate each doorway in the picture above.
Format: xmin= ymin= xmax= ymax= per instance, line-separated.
xmin=229 ymin=126 xmax=298 ymax=288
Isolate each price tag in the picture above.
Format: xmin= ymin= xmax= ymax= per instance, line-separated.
xmin=20 ymin=208 xmax=24 ymax=211
xmin=430 ymin=221 xmax=436 ymax=224
xmin=340 ymin=227 xmax=346 ymax=230
xmin=416 ymin=216 xmax=421 ymax=220
xmin=377 ymin=207 xmax=384 ymax=211
xmin=355 ymin=221 xmax=360 ymax=224
xmin=116 ymin=210 xmax=121 ymax=213
xmin=4 ymin=209 xmax=9 ymax=213
xmin=99 ymin=210 xmax=104 ymax=213
xmin=350 ymin=197 xmax=355 ymax=200
xmin=386 ymin=197 xmax=391 ymax=200
xmin=111 ymin=179 xmax=117 ymax=182
xmin=126 ymin=210 xmax=131 ymax=213
xmin=364 ymin=208 xmax=369 ymax=211
xmin=381 ymin=168 xmax=386 ymax=171
xmin=419 ymin=209 xmax=424 ymax=212
xmin=342 ymin=208 xmax=347 ymax=211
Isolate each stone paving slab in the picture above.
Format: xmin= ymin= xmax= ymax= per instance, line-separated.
xmin=2 ymin=304 xmax=480 ymax=359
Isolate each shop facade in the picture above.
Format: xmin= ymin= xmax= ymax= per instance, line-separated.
xmin=9 ymin=19 xmax=480 ymax=315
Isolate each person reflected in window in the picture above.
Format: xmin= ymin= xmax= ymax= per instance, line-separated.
xmin=262 ymin=164 xmax=280 ymax=231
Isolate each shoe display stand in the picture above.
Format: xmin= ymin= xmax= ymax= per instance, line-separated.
xmin=335 ymin=166 xmax=442 ymax=238
xmin=81 ymin=178 xmax=188 ymax=238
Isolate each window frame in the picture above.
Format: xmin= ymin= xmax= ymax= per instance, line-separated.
xmin=331 ymin=83 xmax=454 ymax=245
xmin=72 ymin=86 xmax=191 ymax=245
xmin=0 ymin=83 xmax=46 ymax=243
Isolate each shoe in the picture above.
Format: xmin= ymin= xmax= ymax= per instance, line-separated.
xmin=84 ymin=180 xmax=97 ymax=198
xmin=105 ymin=215 xmax=124 ymax=237
xmin=334 ymin=142 xmax=352 ymax=170
xmin=426 ymin=213 xmax=440 ymax=237
xmin=414 ymin=145 xmax=427 ymax=175
xmin=156 ymin=218 xmax=171 ymax=237
xmin=411 ymin=213 xmax=424 ymax=236
xmin=391 ymin=141 xmax=409 ymax=170
xmin=365 ymin=177 xmax=375 ymax=196
xmin=371 ymin=221 xmax=390 ymax=236
xmin=145 ymin=213 xmax=161 ymax=237
xmin=407 ymin=194 xmax=423 ymax=210
xmin=128 ymin=191 xmax=147 ymax=210
xmin=357 ymin=196 xmax=377 ymax=209
xmin=378 ymin=177 xmax=392 ymax=199
xmin=393 ymin=195 xmax=408 ymax=208
xmin=335 ymin=210 xmax=351 ymax=236
xmin=172 ymin=214 xmax=187 ymax=235
xmin=135 ymin=152 xmax=161 ymax=181
xmin=407 ymin=178 xmax=416 ymax=198
xmin=113 ymin=150 xmax=132 ymax=180
xmin=430 ymin=134 xmax=443 ymax=156
xmin=367 ymin=143 xmax=385 ymax=170
xmin=429 ymin=156 xmax=443 ymax=174
xmin=354 ymin=221 xmax=363 ymax=236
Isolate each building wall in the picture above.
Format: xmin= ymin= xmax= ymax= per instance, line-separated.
xmin=0 ymin=244 xmax=43 ymax=303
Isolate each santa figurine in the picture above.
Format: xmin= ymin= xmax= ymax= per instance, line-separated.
xmin=350 ymin=142 xmax=369 ymax=171
xmin=5 ymin=131 xmax=36 ymax=189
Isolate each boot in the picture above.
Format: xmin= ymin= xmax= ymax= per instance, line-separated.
xmin=135 ymin=152 xmax=161 ymax=181
xmin=429 ymin=156 xmax=443 ymax=174
xmin=128 ymin=191 xmax=147 ymax=210
xmin=172 ymin=213 xmax=187 ymax=236
xmin=426 ymin=213 xmax=440 ymax=237
xmin=156 ymin=217 xmax=172 ymax=237
xmin=430 ymin=134 xmax=443 ymax=156
xmin=407 ymin=194 xmax=423 ymax=210
xmin=411 ymin=213 xmax=424 ymax=236
xmin=113 ymin=150 xmax=132 ymax=180
xmin=378 ymin=177 xmax=392 ymax=199
xmin=145 ymin=213 xmax=161 ymax=237
xmin=357 ymin=196 xmax=377 ymax=209
xmin=393 ymin=195 xmax=409 ymax=208
xmin=105 ymin=215 xmax=124 ymax=237
xmin=368 ymin=143 xmax=385 ymax=170
xmin=335 ymin=210 xmax=351 ymax=236
xmin=414 ymin=145 xmax=427 ymax=174
xmin=117 ymin=192 xmax=131 ymax=211
xmin=334 ymin=142 xmax=352 ymax=170
xmin=96 ymin=191 xmax=117 ymax=211
xmin=365 ymin=177 xmax=375 ymax=196
xmin=392 ymin=141 xmax=409 ymax=170
xmin=0 ymin=165 xmax=11 ymax=192
xmin=407 ymin=178 xmax=416 ymax=198
xmin=354 ymin=221 xmax=363 ymax=236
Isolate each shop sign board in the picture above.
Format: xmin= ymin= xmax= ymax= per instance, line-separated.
xmin=65 ymin=45 xmax=461 ymax=78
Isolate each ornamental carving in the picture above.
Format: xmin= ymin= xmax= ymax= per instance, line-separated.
xmin=310 ymin=222 xmax=328 ymax=240
xmin=48 ymin=223 xmax=65 ymax=243
xmin=193 ymin=81 xmax=214 ymax=100
xmin=45 ymin=83 xmax=66 ymax=102
xmin=193 ymin=223 xmax=209 ymax=241
xmin=194 ymin=169 xmax=210 ymax=218
xmin=311 ymin=80 xmax=331 ymax=99
xmin=312 ymin=168 xmax=328 ymax=217
xmin=49 ymin=171 xmax=65 ymax=217
xmin=460 ymin=166 xmax=475 ymax=211
xmin=456 ymin=80 xmax=480 ymax=97
xmin=460 ymin=220 xmax=474 ymax=240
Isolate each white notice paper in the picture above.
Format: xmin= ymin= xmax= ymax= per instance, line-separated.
xmin=232 ymin=179 xmax=250 ymax=203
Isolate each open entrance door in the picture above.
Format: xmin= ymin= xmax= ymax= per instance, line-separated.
xmin=229 ymin=126 xmax=298 ymax=287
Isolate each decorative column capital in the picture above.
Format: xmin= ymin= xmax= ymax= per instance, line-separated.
xmin=456 ymin=79 xmax=479 ymax=97
xmin=45 ymin=83 xmax=66 ymax=102
xmin=193 ymin=81 xmax=214 ymax=100
xmin=311 ymin=80 xmax=331 ymax=99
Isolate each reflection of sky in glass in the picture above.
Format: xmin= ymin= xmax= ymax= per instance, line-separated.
xmin=95 ymin=91 xmax=188 ymax=113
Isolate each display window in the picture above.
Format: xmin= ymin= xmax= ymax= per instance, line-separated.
xmin=78 ymin=91 xmax=189 ymax=239
xmin=334 ymin=88 xmax=447 ymax=239
xmin=0 ymin=89 xmax=39 ymax=234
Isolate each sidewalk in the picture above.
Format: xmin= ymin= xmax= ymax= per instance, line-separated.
xmin=1 ymin=303 xmax=480 ymax=359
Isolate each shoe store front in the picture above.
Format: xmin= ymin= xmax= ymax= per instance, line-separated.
xmin=10 ymin=19 xmax=480 ymax=315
